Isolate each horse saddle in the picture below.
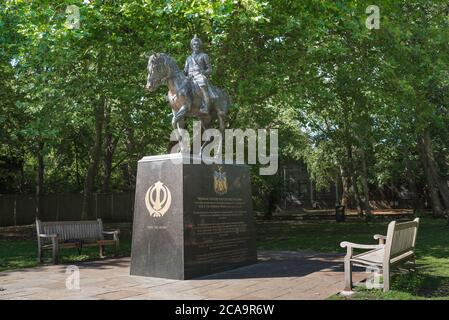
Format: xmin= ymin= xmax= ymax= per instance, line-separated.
xmin=188 ymin=78 xmax=219 ymax=101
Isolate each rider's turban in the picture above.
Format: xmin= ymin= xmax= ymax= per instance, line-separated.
xmin=190 ymin=34 xmax=202 ymax=47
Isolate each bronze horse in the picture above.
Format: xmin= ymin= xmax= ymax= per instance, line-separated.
xmin=145 ymin=53 xmax=231 ymax=154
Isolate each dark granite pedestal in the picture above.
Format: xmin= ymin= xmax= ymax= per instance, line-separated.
xmin=130 ymin=154 xmax=257 ymax=280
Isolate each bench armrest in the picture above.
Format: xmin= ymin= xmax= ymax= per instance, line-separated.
xmin=102 ymin=230 xmax=120 ymax=235
xmin=38 ymin=234 xmax=59 ymax=249
xmin=340 ymin=241 xmax=384 ymax=258
xmin=340 ymin=241 xmax=383 ymax=249
xmin=39 ymin=233 xmax=58 ymax=238
xmin=373 ymin=234 xmax=387 ymax=245
xmin=102 ymin=230 xmax=120 ymax=241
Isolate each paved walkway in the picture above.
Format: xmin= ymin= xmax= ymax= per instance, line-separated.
xmin=0 ymin=251 xmax=367 ymax=300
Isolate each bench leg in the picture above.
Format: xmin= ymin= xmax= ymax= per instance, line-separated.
xmin=99 ymin=245 xmax=105 ymax=258
xmin=383 ymin=263 xmax=390 ymax=292
xmin=37 ymin=246 xmax=42 ymax=263
xmin=410 ymin=256 xmax=416 ymax=273
xmin=52 ymin=240 xmax=59 ymax=265
xmin=115 ymin=239 xmax=119 ymax=257
xmin=77 ymin=243 xmax=82 ymax=255
xmin=344 ymin=258 xmax=353 ymax=291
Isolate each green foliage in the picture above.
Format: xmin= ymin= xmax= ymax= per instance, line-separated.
xmin=0 ymin=1 xmax=448 ymax=215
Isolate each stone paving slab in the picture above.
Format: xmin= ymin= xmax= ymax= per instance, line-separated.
xmin=0 ymin=251 xmax=367 ymax=300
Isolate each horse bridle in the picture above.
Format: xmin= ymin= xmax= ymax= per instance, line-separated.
xmin=150 ymin=57 xmax=180 ymax=85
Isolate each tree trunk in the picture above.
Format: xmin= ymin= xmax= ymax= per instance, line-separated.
xmin=359 ymin=148 xmax=372 ymax=217
xmin=265 ymin=189 xmax=276 ymax=220
xmin=19 ymin=156 xmax=25 ymax=193
xmin=36 ymin=140 xmax=45 ymax=219
xmin=352 ymin=175 xmax=365 ymax=216
xmin=340 ymin=166 xmax=351 ymax=208
xmin=418 ymin=128 xmax=444 ymax=217
xmin=81 ymin=99 xmax=105 ymax=220
xmin=347 ymin=145 xmax=364 ymax=216
xmin=102 ymin=104 xmax=118 ymax=193
xmin=74 ymin=142 xmax=82 ymax=190
xmin=438 ymin=179 xmax=449 ymax=212
xmin=102 ymin=137 xmax=117 ymax=194
xmin=423 ymin=129 xmax=449 ymax=210
xmin=404 ymin=154 xmax=420 ymax=212
xmin=124 ymin=126 xmax=137 ymax=189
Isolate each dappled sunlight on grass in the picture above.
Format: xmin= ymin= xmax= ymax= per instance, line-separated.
xmin=257 ymin=217 xmax=449 ymax=300
xmin=333 ymin=271 xmax=449 ymax=300
xmin=0 ymin=227 xmax=132 ymax=272
xmin=1 ymin=217 xmax=448 ymax=299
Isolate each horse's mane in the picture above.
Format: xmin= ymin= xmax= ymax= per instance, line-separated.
xmin=153 ymin=53 xmax=181 ymax=73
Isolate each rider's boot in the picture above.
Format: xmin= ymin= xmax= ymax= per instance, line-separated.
xmin=199 ymin=86 xmax=210 ymax=114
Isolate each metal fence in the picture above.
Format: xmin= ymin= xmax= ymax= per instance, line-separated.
xmin=0 ymin=193 xmax=135 ymax=227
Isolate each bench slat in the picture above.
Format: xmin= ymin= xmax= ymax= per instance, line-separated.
xmin=351 ymin=248 xmax=384 ymax=265
xmin=41 ymin=221 xmax=101 ymax=241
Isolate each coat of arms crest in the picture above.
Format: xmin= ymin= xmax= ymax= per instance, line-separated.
xmin=213 ymin=167 xmax=227 ymax=195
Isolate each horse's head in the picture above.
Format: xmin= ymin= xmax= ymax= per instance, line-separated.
xmin=146 ymin=53 xmax=168 ymax=91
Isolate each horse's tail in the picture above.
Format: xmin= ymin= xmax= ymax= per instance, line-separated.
xmin=212 ymin=87 xmax=231 ymax=114
xmin=221 ymin=89 xmax=231 ymax=110
xmin=225 ymin=90 xmax=232 ymax=107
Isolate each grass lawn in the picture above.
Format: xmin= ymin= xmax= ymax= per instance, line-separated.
xmin=256 ymin=216 xmax=449 ymax=300
xmin=1 ymin=215 xmax=448 ymax=299
xmin=0 ymin=223 xmax=133 ymax=271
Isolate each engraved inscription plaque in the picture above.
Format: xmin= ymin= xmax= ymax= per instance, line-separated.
xmin=130 ymin=154 xmax=257 ymax=280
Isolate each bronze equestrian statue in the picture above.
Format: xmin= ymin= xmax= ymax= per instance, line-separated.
xmin=184 ymin=35 xmax=213 ymax=114
xmin=145 ymin=36 xmax=231 ymax=155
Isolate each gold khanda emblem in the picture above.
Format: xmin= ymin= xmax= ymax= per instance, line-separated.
xmin=145 ymin=181 xmax=172 ymax=217
xmin=213 ymin=166 xmax=228 ymax=195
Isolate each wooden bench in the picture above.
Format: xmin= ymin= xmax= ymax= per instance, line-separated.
xmin=340 ymin=218 xmax=419 ymax=292
xmin=36 ymin=218 xmax=120 ymax=264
